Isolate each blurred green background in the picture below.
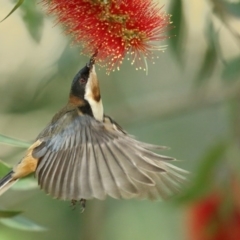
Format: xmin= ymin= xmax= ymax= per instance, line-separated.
xmin=0 ymin=0 xmax=240 ymax=239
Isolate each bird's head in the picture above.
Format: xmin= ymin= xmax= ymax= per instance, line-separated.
xmin=69 ymin=53 xmax=103 ymax=121
xmin=70 ymin=53 xmax=99 ymax=99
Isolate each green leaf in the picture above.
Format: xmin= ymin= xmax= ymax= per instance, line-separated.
xmin=222 ymin=56 xmax=240 ymax=81
xmin=0 ymin=134 xmax=30 ymax=148
xmin=20 ymin=1 xmax=44 ymax=42
xmin=211 ymin=0 xmax=240 ymax=40
xmin=12 ymin=177 xmax=38 ymax=190
xmin=0 ymin=160 xmax=12 ymax=177
xmin=195 ymin=19 xmax=218 ymax=83
xmin=168 ymin=0 xmax=184 ymax=62
xmin=0 ymin=210 xmax=22 ymax=218
xmin=195 ymin=46 xmax=217 ymax=83
xmin=0 ymin=215 xmax=47 ymax=231
xmin=177 ymin=142 xmax=228 ymax=203
xmin=223 ymin=1 xmax=240 ymax=18
xmin=0 ymin=0 xmax=24 ymax=22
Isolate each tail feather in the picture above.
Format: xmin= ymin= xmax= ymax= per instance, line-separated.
xmin=0 ymin=171 xmax=18 ymax=196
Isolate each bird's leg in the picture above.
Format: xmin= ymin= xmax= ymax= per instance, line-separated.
xmin=80 ymin=198 xmax=86 ymax=212
xmin=70 ymin=199 xmax=86 ymax=212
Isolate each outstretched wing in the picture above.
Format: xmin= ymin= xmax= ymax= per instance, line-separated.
xmin=33 ymin=110 xmax=187 ymax=201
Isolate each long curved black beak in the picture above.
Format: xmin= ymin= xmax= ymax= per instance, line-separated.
xmin=87 ymin=51 xmax=98 ymax=69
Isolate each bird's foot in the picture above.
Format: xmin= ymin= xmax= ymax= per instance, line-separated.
xmin=80 ymin=198 xmax=86 ymax=213
xmin=70 ymin=199 xmax=86 ymax=212
xmin=71 ymin=199 xmax=77 ymax=210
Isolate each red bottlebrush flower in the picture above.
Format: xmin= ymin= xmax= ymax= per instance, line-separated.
xmin=41 ymin=0 xmax=170 ymax=72
xmin=187 ymin=194 xmax=240 ymax=240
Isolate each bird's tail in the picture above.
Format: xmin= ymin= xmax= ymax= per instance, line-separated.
xmin=0 ymin=171 xmax=18 ymax=196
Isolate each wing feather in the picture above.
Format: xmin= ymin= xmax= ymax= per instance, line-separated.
xmin=42 ymin=151 xmax=61 ymax=194
xmin=36 ymin=151 xmax=51 ymax=184
xmin=115 ymin=140 xmax=165 ymax=173
xmin=94 ymin=137 xmax=121 ymax=199
xmin=103 ymin=142 xmax=138 ymax=195
xmin=74 ymin=145 xmax=84 ymax=199
xmin=34 ymin=112 xmax=187 ymax=201
xmin=78 ymin=127 xmax=92 ymax=199
xmin=87 ymin=128 xmax=106 ymax=200
xmin=110 ymin=141 xmax=155 ymax=185
xmin=61 ymin=150 xmax=74 ymax=199
xmin=52 ymin=150 xmax=68 ymax=198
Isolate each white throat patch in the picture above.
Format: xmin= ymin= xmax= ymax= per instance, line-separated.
xmin=84 ymin=66 xmax=104 ymax=121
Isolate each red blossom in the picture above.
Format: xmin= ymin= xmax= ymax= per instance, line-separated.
xmin=187 ymin=194 xmax=240 ymax=240
xmin=42 ymin=0 xmax=170 ymax=72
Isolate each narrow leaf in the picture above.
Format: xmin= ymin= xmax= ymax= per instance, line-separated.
xmin=168 ymin=0 xmax=184 ymax=62
xmin=224 ymin=1 xmax=240 ymax=18
xmin=222 ymin=56 xmax=240 ymax=81
xmin=20 ymin=1 xmax=44 ymax=42
xmin=0 ymin=0 xmax=24 ymax=22
xmin=12 ymin=177 xmax=38 ymax=190
xmin=0 ymin=134 xmax=30 ymax=148
xmin=177 ymin=142 xmax=228 ymax=203
xmin=195 ymin=19 xmax=218 ymax=83
xmin=0 ymin=210 xmax=22 ymax=218
xmin=195 ymin=46 xmax=217 ymax=83
xmin=0 ymin=215 xmax=46 ymax=231
xmin=0 ymin=160 xmax=12 ymax=177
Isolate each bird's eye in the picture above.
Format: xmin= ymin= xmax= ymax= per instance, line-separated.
xmin=79 ymin=78 xmax=87 ymax=84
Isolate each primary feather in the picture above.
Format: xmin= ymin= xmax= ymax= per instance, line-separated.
xmin=33 ymin=111 xmax=187 ymax=201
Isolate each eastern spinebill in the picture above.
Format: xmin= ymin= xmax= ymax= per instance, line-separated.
xmin=0 ymin=55 xmax=187 ymax=209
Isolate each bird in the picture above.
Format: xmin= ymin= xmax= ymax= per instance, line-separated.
xmin=0 ymin=54 xmax=187 ymax=210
